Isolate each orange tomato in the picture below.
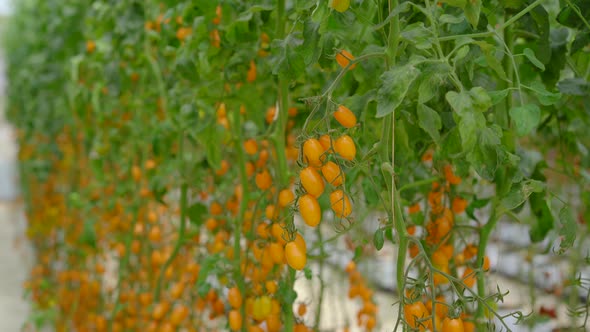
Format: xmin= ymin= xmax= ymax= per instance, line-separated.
xmin=247 ymin=60 xmax=257 ymax=82
xmin=463 ymin=321 xmax=475 ymax=332
xmin=336 ymin=50 xmax=356 ymax=69
xmin=330 ymin=189 xmax=352 ymax=218
xmin=300 ymin=166 xmax=325 ymax=197
xmin=255 ymin=169 xmax=272 ymax=190
xmin=442 ymin=317 xmax=465 ymax=332
xmin=298 ymin=194 xmax=321 ymax=227
xmin=303 ymin=138 xmax=325 ymax=167
xmin=321 ymin=161 xmax=345 ymax=186
xmin=285 ymin=241 xmax=306 ymax=270
xmin=278 ymin=189 xmax=295 ymax=207
xmin=228 ymin=287 xmax=243 ymax=309
xmin=229 ymin=310 xmax=242 ymax=331
xmin=334 ymin=135 xmax=356 ymax=160
xmin=319 ymin=134 xmax=332 ymax=151
xmin=452 ymin=196 xmax=468 ymax=214
xmin=244 ymin=139 xmax=258 ymax=155
xmin=268 ymin=242 xmax=284 ymax=264
xmin=334 ymin=105 xmax=357 ymax=128
xmin=462 ymin=267 xmax=476 ymax=288
xmin=404 ymin=302 xmax=428 ymax=329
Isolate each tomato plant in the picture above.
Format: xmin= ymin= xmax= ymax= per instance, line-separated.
xmin=5 ymin=0 xmax=590 ymax=331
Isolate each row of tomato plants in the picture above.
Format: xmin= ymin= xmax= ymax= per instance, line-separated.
xmin=5 ymin=0 xmax=590 ymax=331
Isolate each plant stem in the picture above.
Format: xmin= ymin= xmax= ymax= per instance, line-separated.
xmin=154 ymin=131 xmax=186 ymax=301
xmin=275 ymin=1 xmax=296 ymax=331
xmin=231 ymin=105 xmax=249 ymax=332
xmin=314 ymin=226 xmax=325 ymax=331
xmin=475 ymin=207 xmax=498 ymax=328
xmin=438 ymin=0 xmax=544 ymax=42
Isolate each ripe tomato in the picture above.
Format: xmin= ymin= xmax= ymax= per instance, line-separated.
xmin=229 ymin=309 xmax=242 ymax=331
xmin=330 ymin=189 xmax=352 ymax=218
xmin=404 ymin=301 xmax=428 ymax=329
xmin=255 ymin=169 xmax=272 ymax=190
xmin=319 ymin=134 xmax=332 ymax=151
xmin=294 ymin=233 xmax=307 ymax=252
xmin=463 ymin=320 xmax=475 ymax=332
xmin=334 ymin=135 xmax=356 ymax=160
xmin=336 ymin=49 xmax=356 ymax=69
xmin=321 ymin=161 xmax=345 ymax=186
xmin=169 ymin=304 xmax=189 ymax=325
xmin=298 ymin=194 xmax=321 ymax=227
xmin=152 ymin=301 xmax=170 ymax=320
xmin=294 ymin=323 xmax=310 ymax=332
xmin=462 ymin=267 xmax=476 ymax=288
xmin=297 ymin=303 xmax=307 ymax=316
xmin=432 ymin=250 xmax=449 ymax=269
xmin=442 ymin=317 xmax=465 ymax=332
xmin=452 ymin=196 xmax=468 ymax=214
xmin=285 ymin=241 xmax=307 ymax=270
xmin=228 ymin=287 xmax=242 ymax=309
xmin=244 ymin=139 xmax=258 ymax=155
xmin=266 ymin=314 xmax=282 ymax=332
xmin=334 ymin=105 xmax=357 ymax=128
xmin=278 ymin=189 xmax=295 ymax=207
xmin=247 ymin=60 xmax=257 ymax=82
xmin=300 ymin=166 xmax=325 ymax=197
xmin=268 ymin=242 xmax=284 ymax=264
xmin=266 ymin=280 xmax=278 ymax=294
xmin=302 ymin=138 xmax=325 ymax=167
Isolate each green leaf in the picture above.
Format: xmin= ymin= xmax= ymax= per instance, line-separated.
xmin=401 ymin=23 xmax=433 ymax=50
xmin=527 ymin=81 xmax=562 ymax=105
xmin=458 ymin=112 xmax=485 ymax=152
xmin=362 ymin=177 xmax=380 ymax=205
xmin=557 ymin=0 xmax=590 ymax=29
xmin=417 ymin=104 xmax=442 ymax=143
xmin=373 ymin=229 xmax=384 ymax=250
xmin=440 ymin=0 xmax=466 ymax=7
xmin=523 ymin=48 xmax=545 ymax=70
xmin=271 ymin=34 xmax=305 ymax=80
xmin=509 ymin=104 xmax=540 ymax=136
xmin=80 ymin=218 xmax=97 ymax=249
xmin=500 ymin=179 xmax=545 ymax=211
xmin=467 ymin=126 xmax=501 ymax=180
xmin=304 ymin=267 xmax=312 ymax=280
xmin=440 ymin=14 xmax=465 ymax=24
xmin=373 ymin=2 xmax=412 ymax=30
xmin=376 ymin=64 xmax=421 ymax=117
xmin=475 ymin=41 xmax=507 ymax=80
xmin=558 ymin=207 xmax=576 ymax=254
xmin=469 ymin=87 xmax=492 ymax=112
xmin=301 ymin=20 xmax=321 ymax=65
xmin=187 ymin=203 xmax=207 ymax=226
xmin=445 ymin=90 xmax=472 ymax=116
xmin=572 ymin=30 xmax=590 ymax=55
xmin=464 ymin=0 xmax=481 ymax=28
xmin=203 ymin=125 xmax=222 ymax=170
xmin=529 ymin=193 xmax=554 ymax=242
xmin=488 ymin=90 xmax=509 ymax=105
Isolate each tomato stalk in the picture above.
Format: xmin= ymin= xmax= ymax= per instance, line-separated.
xmin=314 ymin=226 xmax=326 ymax=331
xmin=475 ymin=206 xmax=497 ymax=328
xmin=274 ymin=0 xmax=297 ymax=330
xmin=154 ymin=131 xmax=187 ymax=301
xmin=109 ymin=202 xmax=140 ymax=330
xmin=230 ymin=105 xmax=249 ymax=332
